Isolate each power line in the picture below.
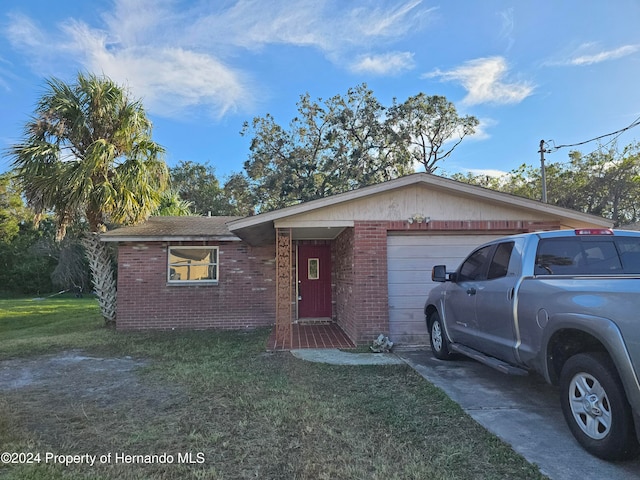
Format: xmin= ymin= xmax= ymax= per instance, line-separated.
xmin=547 ymin=115 xmax=640 ymax=152
xmin=538 ymin=115 xmax=640 ymax=203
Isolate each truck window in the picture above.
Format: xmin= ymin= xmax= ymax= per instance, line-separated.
xmin=535 ymin=238 xmax=583 ymax=275
xmin=487 ymin=242 xmax=515 ymax=279
xmin=536 ymin=236 xmax=638 ymax=275
xmin=580 ymin=240 xmax=622 ymax=273
xmin=616 ymin=238 xmax=640 ymax=273
xmin=458 ymin=245 xmax=493 ymax=281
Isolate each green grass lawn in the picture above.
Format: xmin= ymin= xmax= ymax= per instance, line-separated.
xmin=0 ymin=296 xmax=547 ymax=479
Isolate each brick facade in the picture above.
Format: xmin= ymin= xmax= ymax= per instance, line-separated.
xmin=113 ymin=218 xmax=561 ymax=340
xmin=106 ymin=173 xmax=607 ymax=345
xmin=115 ymin=241 xmax=276 ymax=330
xmin=333 ymin=228 xmax=356 ymax=340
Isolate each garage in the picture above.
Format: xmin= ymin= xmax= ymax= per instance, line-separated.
xmin=387 ymin=233 xmax=502 ymax=345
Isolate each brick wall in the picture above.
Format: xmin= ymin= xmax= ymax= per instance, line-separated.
xmin=114 ymin=218 xmax=561 ymax=339
xmin=384 ymin=219 xmax=561 ymax=233
xmin=115 ymin=241 xmax=276 ymax=330
xmin=350 ymin=222 xmax=389 ymax=343
xmin=333 ymin=228 xmax=356 ymax=340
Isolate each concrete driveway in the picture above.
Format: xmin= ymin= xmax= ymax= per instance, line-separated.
xmin=398 ymin=349 xmax=640 ymax=480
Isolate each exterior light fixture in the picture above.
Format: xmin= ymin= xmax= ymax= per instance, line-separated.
xmin=407 ymin=214 xmax=431 ymax=224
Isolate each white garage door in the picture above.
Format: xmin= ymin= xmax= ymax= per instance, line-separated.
xmin=387 ymin=234 xmax=502 ymax=345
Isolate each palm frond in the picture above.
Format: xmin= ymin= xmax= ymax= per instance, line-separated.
xmin=7 ymin=71 xmax=168 ymax=234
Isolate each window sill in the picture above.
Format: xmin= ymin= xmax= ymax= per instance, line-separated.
xmin=167 ymin=281 xmax=219 ymax=286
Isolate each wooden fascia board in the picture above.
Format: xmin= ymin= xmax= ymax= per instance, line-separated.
xmin=274 ymin=220 xmax=354 ymax=228
xmin=100 ymin=235 xmax=242 ymax=243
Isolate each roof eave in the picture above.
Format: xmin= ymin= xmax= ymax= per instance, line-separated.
xmin=100 ymin=235 xmax=241 ymax=243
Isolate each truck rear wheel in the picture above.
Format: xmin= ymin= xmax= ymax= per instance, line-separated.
xmin=428 ymin=312 xmax=453 ymax=360
xmin=559 ymin=352 xmax=639 ymax=460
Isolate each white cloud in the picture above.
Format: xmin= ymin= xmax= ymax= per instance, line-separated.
xmin=5 ymin=6 xmax=253 ymax=118
xmin=466 ymin=168 xmax=509 ymax=177
xmin=5 ymin=13 xmax=57 ymax=74
xmin=102 ymin=0 xmax=179 ymax=47
xmin=63 ymin=21 xmax=250 ymax=117
xmin=0 ymin=55 xmax=16 ymax=91
xmin=568 ymin=44 xmax=640 ymax=66
xmin=350 ymin=52 xmax=415 ymax=75
xmin=180 ymin=0 xmax=330 ymax=51
xmin=498 ymin=8 xmax=515 ymax=51
xmin=466 ymin=117 xmax=494 ymax=142
xmin=353 ymin=0 xmax=435 ymax=39
xmin=425 ymin=56 xmax=534 ymax=106
xmin=5 ymin=13 xmax=46 ymax=49
xmin=4 ymin=0 xmax=436 ymax=119
xmin=187 ymin=0 xmax=433 ymax=56
xmin=544 ymin=42 xmax=640 ymax=67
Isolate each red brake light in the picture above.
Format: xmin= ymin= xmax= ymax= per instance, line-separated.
xmin=574 ymin=228 xmax=614 ymax=236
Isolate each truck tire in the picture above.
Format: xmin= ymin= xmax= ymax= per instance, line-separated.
xmin=559 ymin=352 xmax=639 ymax=460
xmin=428 ymin=312 xmax=453 ymax=360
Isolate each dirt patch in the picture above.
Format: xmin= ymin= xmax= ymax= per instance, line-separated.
xmin=0 ymin=350 xmax=186 ymax=447
xmin=1 ymin=351 xmax=147 ymax=401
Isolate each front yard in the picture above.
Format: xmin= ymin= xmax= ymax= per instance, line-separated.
xmin=0 ymin=296 xmax=546 ymax=479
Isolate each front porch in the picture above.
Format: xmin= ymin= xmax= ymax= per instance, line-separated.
xmin=273 ymin=225 xmax=364 ymax=350
xmin=267 ymin=322 xmax=356 ymax=351
xmin=271 ymin=221 xmax=390 ymax=349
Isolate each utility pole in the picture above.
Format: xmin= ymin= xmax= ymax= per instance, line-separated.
xmin=539 ymin=139 xmax=548 ymax=203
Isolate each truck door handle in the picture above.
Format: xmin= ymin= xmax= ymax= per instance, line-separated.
xmin=466 ymin=287 xmax=476 ymax=295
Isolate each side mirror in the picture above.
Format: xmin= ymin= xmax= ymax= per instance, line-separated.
xmin=432 ymin=265 xmax=448 ymax=282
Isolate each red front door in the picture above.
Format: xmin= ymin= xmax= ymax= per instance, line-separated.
xmin=298 ymin=244 xmax=332 ymax=318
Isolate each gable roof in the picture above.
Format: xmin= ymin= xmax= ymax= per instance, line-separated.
xmin=101 ymin=173 xmax=612 ymax=245
xmin=227 ymin=173 xmax=612 ymax=245
xmin=101 ymin=216 xmax=242 ymax=242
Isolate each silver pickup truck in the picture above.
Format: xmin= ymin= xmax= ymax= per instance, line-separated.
xmin=425 ymin=228 xmax=640 ymax=461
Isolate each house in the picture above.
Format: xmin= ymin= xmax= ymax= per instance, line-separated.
xmin=101 ymin=173 xmax=612 ymax=348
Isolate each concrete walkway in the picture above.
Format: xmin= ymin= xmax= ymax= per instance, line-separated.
xmin=290 ymin=348 xmax=404 ymax=365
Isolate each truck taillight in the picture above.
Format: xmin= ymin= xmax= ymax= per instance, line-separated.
xmin=574 ymin=228 xmax=614 ymax=235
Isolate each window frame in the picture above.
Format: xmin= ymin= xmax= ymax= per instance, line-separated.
xmin=167 ymin=245 xmax=219 ymax=285
xmin=457 ymin=244 xmax=494 ymax=282
xmin=487 ymin=242 xmax=515 ymax=280
xmin=308 ymin=258 xmax=320 ymax=280
xmin=535 ymin=237 xmax=583 ymax=276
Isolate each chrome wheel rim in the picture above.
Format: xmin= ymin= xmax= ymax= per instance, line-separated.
xmin=431 ymin=321 xmax=443 ymax=352
xmin=568 ymin=371 xmax=612 ymax=440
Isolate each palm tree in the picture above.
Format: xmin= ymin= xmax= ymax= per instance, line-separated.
xmin=9 ymin=72 xmax=168 ymax=325
xmin=154 ymin=190 xmax=194 ymax=216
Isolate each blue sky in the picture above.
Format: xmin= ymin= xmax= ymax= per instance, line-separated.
xmin=2 ymin=0 xmax=640 ymax=181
